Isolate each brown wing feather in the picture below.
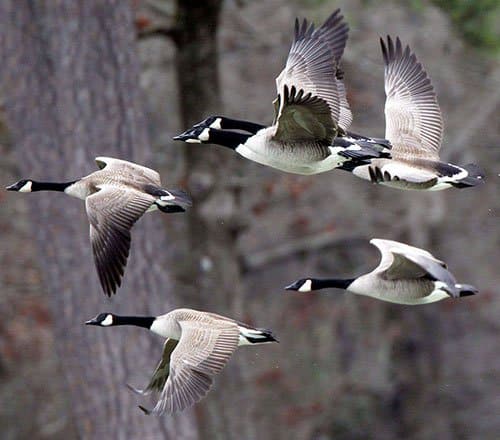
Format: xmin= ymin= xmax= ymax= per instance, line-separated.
xmin=273 ymin=9 xmax=351 ymax=142
xmin=150 ymin=321 xmax=239 ymax=415
xmin=86 ymin=186 xmax=155 ymax=296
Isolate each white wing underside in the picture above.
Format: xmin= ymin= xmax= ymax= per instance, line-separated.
xmin=382 ymin=37 xmax=443 ymax=160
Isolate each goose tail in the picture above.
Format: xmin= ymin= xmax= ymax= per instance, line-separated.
xmin=155 ymin=188 xmax=192 ymax=213
xmin=238 ymin=325 xmax=279 ymax=345
xmin=335 ymin=136 xmax=392 ymax=169
xmin=451 ymin=163 xmax=485 ymax=188
xmin=456 ymin=283 xmax=478 ymax=297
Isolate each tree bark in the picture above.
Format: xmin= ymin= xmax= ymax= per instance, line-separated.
xmin=0 ymin=1 xmax=198 ymax=438
xmin=172 ymin=1 xmax=254 ymax=438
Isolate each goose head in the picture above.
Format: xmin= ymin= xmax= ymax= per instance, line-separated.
xmin=6 ymin=179 xmax=34 ymax=192
xmin=173 ymin=126 xmax=211 ymax=144
xmin=85 ymin=312 xmax=116 ymax=327
xmin=285 ymin=278 xmax=314 ymax=292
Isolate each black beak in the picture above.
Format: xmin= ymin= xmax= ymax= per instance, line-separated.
xmin=173 ymin=129 xmax=192 ymax=141
xmin=85 ymin=318 xmax=99 ymax=325
xmin=5 ymin=183 xmax=17 ymax=191
xmin=284 ymin=281 xmax=300 ymax=291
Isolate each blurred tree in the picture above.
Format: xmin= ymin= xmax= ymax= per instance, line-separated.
xmin=173 ymin=1 xmax=254 ymax=437
xmin=0 ymin=0 xmax=198 ymax=438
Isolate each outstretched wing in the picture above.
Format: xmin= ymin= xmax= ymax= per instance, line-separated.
xmin=371 ymin=239 xmax=446 ymax=274
xmin=145 ymin=321 xmax=240 ymax=415
xmin=95 ymin=156 xmax=161 ymax=186
xmin=382 ymin=36 xmax=443 ymax=160
xmin=128 ymin=339 xmax=179 ymax=395
xmin=273 ymin=9 xmax=351 ymax=143
xmin=370 ymin=238 xmax=456 ymax=296
xmin=86 ymin=185 xmax=155 ymax=296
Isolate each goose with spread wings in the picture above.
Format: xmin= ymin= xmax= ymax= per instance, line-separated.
xmin=85 ymin=308 xmax=278 ymax=415
xmin=285 ymin=238 xmax=478 ymax=305
xmin=352 ymin=36 xmax=484 ymax=190
xmin=6 ymin=156 xmax=192 ymax=296
xmin=174 ymin=9 xmax=390 ymax=175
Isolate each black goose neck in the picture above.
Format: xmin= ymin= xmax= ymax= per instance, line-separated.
xmin=313 ymin=278 xmax=355 ymax=290
xmin=208 ymin=129 xmax=251 ymax=150
xmin=218 ymin=117 xmax=265 ymax=133
xmin=31 ymin=180 xmax=77 ymax=192
xmin=113 ymin=315 xmax=155 ymax=329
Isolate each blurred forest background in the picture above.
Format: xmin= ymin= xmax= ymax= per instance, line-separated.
xmin=0 ymin=0 xmax=498 ymax=439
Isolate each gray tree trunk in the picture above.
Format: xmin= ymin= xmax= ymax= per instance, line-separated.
xmin=0 ymin=1 xmax=198 ymax=438
xmin=172 ymin=1 xmax=254 ymax=438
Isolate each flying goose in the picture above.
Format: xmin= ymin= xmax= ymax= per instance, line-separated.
xmin=285 ymin=238 xmax=477 ymax=305
xmin=85 ymin=308 xmax=278 ymax=415
xmin=6 ymin=156 xmax=192 ymax=296
xmin=352 ymin=36 xmax=484 ymax=190
xmin=173 ymin=9 xmax=391 ymax=175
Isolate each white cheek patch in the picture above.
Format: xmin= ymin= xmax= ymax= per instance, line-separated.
xmin=198 ymin=128 xmax=210 ymax=142
xmin=298 ymin=279 xmax=312 ymax=292
xmin=209 ymin=118 xmax=222 ymax=129
xmin=101 ymin=315 xmax=113 ymax=326
xmin=19 ymin=181 xmax=33 ymax=192
xmin=185 ymin=139 xmax=202 ymax=144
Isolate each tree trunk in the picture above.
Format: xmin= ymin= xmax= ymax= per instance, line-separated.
xmin=172 ymin=1 xmax=253 ymax=438
xmin=0 ymin=1 xmax=198 ymax=438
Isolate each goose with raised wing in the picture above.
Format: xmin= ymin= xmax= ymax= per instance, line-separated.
xmin=6 ymin=157 xmax=192 ymax=296
xmin=352 ymin=36 xmax=484 ymax=190
xmin=85 ymin=308 xmax=278 ymax=415
xmin=174 ymin=9 xmax=390 ymax=175
xmin=285 ymin=239 xmax=477 ymax=305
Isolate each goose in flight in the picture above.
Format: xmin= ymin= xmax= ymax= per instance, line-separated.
xmin=285 ymin=238 xmax=477 ymax=305
xmin=85 ymin=308 xmax=278 ymax=415
xmin=6 ymin=156 xmax=192 ymax=296
xmin=174 ymin=9 xmax=390 ymax=175
xmin=352 ymin=36 xmax=484 ymax=190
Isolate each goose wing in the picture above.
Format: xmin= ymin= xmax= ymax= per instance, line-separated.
xmin=86 ymin=185 xmax=155 ymax=296
xmin=95 ymin=156 xmax=161 ymax=186
xmin=370 ymin=239 xmax=456 ymax=295
xmin=273 ymin=9 xmax=351 ymax=143
xmin=145 ymin=320 xmax=239 ymax=415
xmin=382 ymin=36 xmax=443 ymax=160
xmin=390 ymin=250 xmax=458 ymax=297
xmin=371 ymin=238 xmax=446 ymax=276
xmin=128 ymin=339 xmax=179 ymax=395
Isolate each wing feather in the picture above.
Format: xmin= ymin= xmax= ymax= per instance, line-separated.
xmin=95 ymin=156 xmax=161 ymax=186
xmin=149 ymin=321 xmax=239 ymax=415
xmin=273 ymin=9 xmax=351 ymax=143
xmin=86 ymin=186 xmax=155 ymax=296
xmin=382 ymin=36 xmax=443 ymax=159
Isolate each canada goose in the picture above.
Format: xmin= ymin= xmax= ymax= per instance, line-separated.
xmin=352 ymin=36 xmax=484 ymax=190
xmin=173 ymin=9 xmax=391 ymax=175
xmin=85 ymin=308 xmax=278 ymax=415
xmin=6 ymin=156 xmax=192 ymax=296
xmin=285 ymin=238 xmax=477 ymax=305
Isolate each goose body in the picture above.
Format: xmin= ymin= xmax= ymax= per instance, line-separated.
xmin=174 ymin=9 xmax=391 ymax=175
xmin=6 ymin=156 xmax=192 ymax=296
xmin=85 ymin=308 xmax=278 ymax=415
xmin=352 ymin=37 xmax=484 ymax=190
xmin=285 ymin=238 xmax=478 ymax=305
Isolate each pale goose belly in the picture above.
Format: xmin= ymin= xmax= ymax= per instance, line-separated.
xmin=353 ymin=160 xmax=454 ymax=191
xmin=349 ymin=277 xmax=449 ymax=305
xmin=236 ymin=138 xmax=341 ymax=175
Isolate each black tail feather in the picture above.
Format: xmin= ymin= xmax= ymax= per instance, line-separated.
xmin=451 ymin=164 xmax=485 ymax=188
xmin=457 ymin=284 xmax=478 ymax=297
